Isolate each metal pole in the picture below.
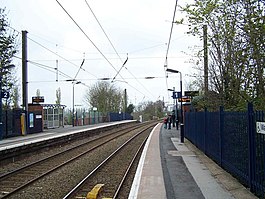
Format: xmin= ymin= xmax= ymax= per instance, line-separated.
xmin=180 ymin=72 xmax=183 ymax=124
xmin=173 ymin=87 xmax=176 ymax=128
xmin=22 ymin=30 xmax=28 ymax=134
xmin=203 ymin=25 xmax=208 ymax=93
xmin=94 ymin=111 xmax=96 ymax=124
xmin=0 ymin=75 xmax=2 ymax=139
xmin=165 ymin=68 xmax=184 ymax=142
xmin=180 ymin=72 xmax=184 ymax=143
xmin=72 ymin=83 xmax=74 ymax=127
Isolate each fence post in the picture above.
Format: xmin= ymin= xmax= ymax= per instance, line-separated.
xmin=204 ymin=107 xmax=207 ymax=153
xmin=219 ymin=106 xmax=224 ymax=167
xmin=247 ymin=102 xmax=255 ymax=192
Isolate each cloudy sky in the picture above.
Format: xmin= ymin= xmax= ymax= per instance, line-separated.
xmin=2 ymin=0 xmax=201 ymax=109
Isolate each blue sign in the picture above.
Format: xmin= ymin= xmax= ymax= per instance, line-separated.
xmin=177 ymin=92 xmax=181 ymax=98
xmin=172 ymin=91 xmax=177 ymax=99
xmin=1 ymin=91 xmax=9 ymax=99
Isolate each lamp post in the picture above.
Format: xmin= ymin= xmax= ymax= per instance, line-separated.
xmin=66 ymin=80 xmax=81 ymax=127
xmin=73 ymin=81 xmax=81 ymax=127
xmin=166 ymin=68 xmax=184 ymax=143
xmin=92 ymin=107 xmax=97 ymax=124
xmin=0 ymin=64 xmax=15 ymax=139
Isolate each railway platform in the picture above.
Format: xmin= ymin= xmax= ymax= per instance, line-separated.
xmin=129 ymin=123 xmax=257 ymax=199
xmin=0 ymin=120 xmax=136 ymax=152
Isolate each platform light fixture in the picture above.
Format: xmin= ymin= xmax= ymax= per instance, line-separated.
xmin=166 ymin=68 xmax=184 ymax=143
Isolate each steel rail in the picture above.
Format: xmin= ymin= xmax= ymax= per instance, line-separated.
xmin=0 ymin=123 xmax=149 ymax=198
xmin=63 ymin=125 xmax=153 ymax=199
xmin=112 ymin=133 xmax=148 ymax=199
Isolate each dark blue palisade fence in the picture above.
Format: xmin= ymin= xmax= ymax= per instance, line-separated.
xmin=185 ymin=103 xmax=265 ymax=198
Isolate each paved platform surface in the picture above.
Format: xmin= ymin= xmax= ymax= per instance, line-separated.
xmin=129 ymin=123 xmax=257 ymax=199
xmin=0 ymin=120 xmax=135 ymax=151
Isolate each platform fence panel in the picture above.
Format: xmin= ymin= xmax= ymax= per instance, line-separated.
xmin=184 ymin=103 xmax=265 ymax=198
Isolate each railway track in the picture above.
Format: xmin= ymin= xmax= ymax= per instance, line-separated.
xmin=63 ymin=125 xmax=152 ymax=199
xmin=0 ymin=122 xmax=156 ymax=198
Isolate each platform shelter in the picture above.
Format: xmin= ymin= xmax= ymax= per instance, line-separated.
xmin=42 ymin=104 xmax=66 ymax=129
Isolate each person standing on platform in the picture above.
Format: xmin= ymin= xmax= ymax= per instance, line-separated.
xmin=163 ymin=116 xmax=168 ymax=129
xmin=172 ymin=110 xmax=176 ymax=127
xmin=168 ymin=114 xmax=172 ymax=129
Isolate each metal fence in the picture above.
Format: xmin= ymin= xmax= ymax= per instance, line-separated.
xmin=2 ymin=108 xmax=23 ymax=138
xmin=73 ymin=112 xmax=133 ymax=126
xmin=185 ymin=103 xmax=265 ymax=198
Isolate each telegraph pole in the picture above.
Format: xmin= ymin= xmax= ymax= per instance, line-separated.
xmin=22 ymin=30 xmax=28 ymax=134
xmin=203 ymin=25 xmax=208 ymax=93
xmin=124 ymin=89 xmax=127 ymax=120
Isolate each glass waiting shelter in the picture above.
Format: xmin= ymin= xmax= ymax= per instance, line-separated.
xmin=42 ymin=104 xmax=66 ymax=129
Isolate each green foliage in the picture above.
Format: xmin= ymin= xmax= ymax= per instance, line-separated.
xmin=0 ymin=8 xmax=19 ymax=108
xmin=126 ymin=103 xmax=135 ymax=114
xmin=133 ymin=100 xmax=164 ymax=121
xmin=36 ymin=89 xmax=41 ymax=97
xmin=181 ymin=0 xmax=265 ymax=110
xmin=55 ymin=87 xmax=61 ymax=105
xmin=84 ymin=81 xmax=123 ymax=114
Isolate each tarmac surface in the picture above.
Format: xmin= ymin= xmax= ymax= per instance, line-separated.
xmin=129 ymin=123 xmax=257 ymax=199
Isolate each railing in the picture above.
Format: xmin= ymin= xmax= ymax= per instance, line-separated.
xmin=185 ymin=103 xmax=265 ymax=198
xmin=2 ymin=108 xmax=23 ymax=138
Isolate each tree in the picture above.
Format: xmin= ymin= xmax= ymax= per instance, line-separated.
xmin=12 ymin=85 xmax=20 ymax=108
xmin=55 ymin=87 xmax=61 ymax=105
xmin=181 ymin=0 xmax=265 ymax=110
xmin=126 ymin=104 xmax=135 ymax=114
xmin=36 ymin=89 xmax=41 ymax=97
xmin=84 ymin=81 xmax=123 ymax=114
xmin=0 ymin=8 xmax=19 ymax=108
xmin=133 ymin=100 xmax=164 ymax=121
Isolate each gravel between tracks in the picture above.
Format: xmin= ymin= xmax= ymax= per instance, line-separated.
xmin=0 ymin=124 xmax=135 ymax=175
xmin=6 ymin=125 xmax=148 ymax=199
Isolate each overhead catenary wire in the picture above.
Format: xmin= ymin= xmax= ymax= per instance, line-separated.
xmin=8 ymin=26 xmax=93 ymax=95
xmin=28 ymin=60 xmax=90 ymax=88
xmin=83 ymin=0 xmax=156 ymax=100
xmin=55 ymin=0 xmax=122 ymax=77
xmin=164 ymin=0 xmax=179 ymax=100
xmin=164 ymin=0 xmax=179 ymax=65
xmin=29 ymin=54 xmax=190 ymax=62
xmin=28 ymin=60 xmax=74 ymax=80
xmin=84 ymin=0 xmax=123 ymax=62
xmin=27 ymin=36 xmax=98 ymax=79
xmin=56 ymin=0 xmax=150 ymax=100
xmin=73 ymin=57 xmax=85 ymax=80
xmin=14 ymin=55 xmax=76 ymax=81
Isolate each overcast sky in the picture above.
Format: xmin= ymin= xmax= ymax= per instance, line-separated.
xmin=2 ymin=0 xmax=201 ymax=109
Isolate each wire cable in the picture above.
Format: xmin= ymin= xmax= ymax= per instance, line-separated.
xmin=164 ymin=0 xmax=179 ymax=65
xmin=83 ymin=0 xmax=156 ymax=100
xmin=56 ymin=0 xmax=121 ymax=76
xmin=84 ymin=0 xmax=123 ymax=62
xmin=28 ymin=60 xmax=73 ymax=79
xmin=28 ymin=36 xmax=98 ymax=79
xmin=164 ymin=0 xmax=179 ymax=100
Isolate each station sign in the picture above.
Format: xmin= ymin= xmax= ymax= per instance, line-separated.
xmin=185 ymin=91 xmax=199 ymax=97
xmin=1 ymin=91 xmax=9 ymax=99
xmin=178 ymin=96 xmax=191 ymax=103
xmin=32 ymin=96 xmax=45 ymax=103
xmin=256 ymin=122 xmax=265 ymax=134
